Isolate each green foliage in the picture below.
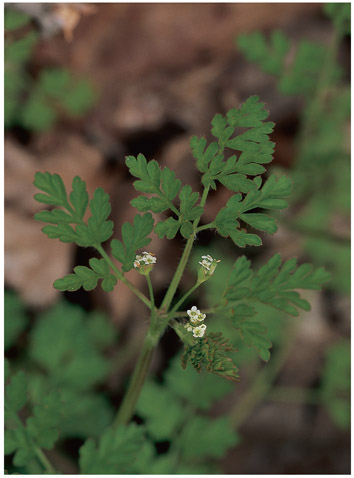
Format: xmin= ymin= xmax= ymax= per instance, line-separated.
xmin=191 ymin=96 xmax=276 ymax=190
xmin=5 ymin=298 xmax=116 ymax=450
xmin=29 ymin=302 xmax=115 ymax=391
xmin=236 ymin=7 xmax=350 ymax=294
xmin=237 ymin=33 xmax=336 ymax=96
xmin=181 ymin=332 xmax=239 ymax=382
xmin=214 ymin=174 xmax=292 ymax=247
xmin=324 ymin=3 xmax=351 ymax=34
xmin=54 ymin=259 xmax=117 ymax=292
xmin=5 ymin=368 xmax=62 ymax=468
xmin=237 ymin=30 xmax=290 ymax=75
xmin=134 ymin=355 xmax=238 ymax=473
xmin=34 ymin=173 xmax=113 ymax=248
xmin=320 ymin=340 xmax=350 ymax=429
xmin=29 ymin=91 xmax=334 ymax=474
xmin=165 ymin=354 xmax=233 ymax=410
xmin=111 ymin=213 xmax=154 ymax=271
xmin=5 ymin=9 xmax=31 ymax=30
xmin=79 ymin=424 xmax=147 ymax=474
xmin=5 ymin=291 xmax=28 ymax=350
xmin=127 ymin=154 xmax=202 ymax=239
xmin=207 ymin=253 xmax=331 ymax=361
xmin=179 ymin=416 xmax=239 ymax=459
xmin=5 ymin=8 xmax=95 ymax=131
xmin=136 ymin=382 xmax=184 ymax=440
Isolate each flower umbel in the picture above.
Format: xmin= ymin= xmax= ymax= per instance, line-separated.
xmin=198 ymin=254 xmax=220 ymax=283
xmin=134 ymin=251 xmax=157 ymax=275
xmin=185 ymin=306 xmax=207 ymax=338
xmin=187 ymin=306 xmax=206 ymax=324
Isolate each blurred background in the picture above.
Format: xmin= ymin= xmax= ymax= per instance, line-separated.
xmin=5 ymin=3 xmax=350 ymax=474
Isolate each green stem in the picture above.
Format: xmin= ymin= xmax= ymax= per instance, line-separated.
xmin=113 ymin=187 xmax=211 ymax=427
xmin=268 ymin=386 xmax=321 ymax=405
xmin=96 ymin=245 xmax=151 ymax=309
xmin=146 ymin=273 xmax=156 ymax=327
xmin=34 ymin=447 xmax=56 ymax=475
xmin=196 ymin=222 xmax=215 ymax=232
xmin=160 ymin=186 xmax=210 ymax=312
xmin=114 ymin=328 xmax=157 ymax=427
xmin=169 ymin=282 xmax=200 ymax=316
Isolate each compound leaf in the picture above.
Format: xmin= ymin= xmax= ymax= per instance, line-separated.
xmin=182 ymin=332 xmax=239 ymax=382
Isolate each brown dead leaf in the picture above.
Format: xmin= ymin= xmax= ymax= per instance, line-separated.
xmin=53 ymin=3 xmax=97 ymax=42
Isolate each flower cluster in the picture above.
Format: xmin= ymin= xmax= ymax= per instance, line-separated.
xmin=184 ymin=306 xmax=207 ymax=338
xmin=198 ymin=254 xmax=220 ymax=283
xmin=134 ymin=251 xmax=157 ymax=274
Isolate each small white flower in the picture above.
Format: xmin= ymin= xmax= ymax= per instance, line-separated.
xmin=134 ymin=251 xmax=157 ymax=273
xmin=187 ymin=306 xmax=200 ymax=320
xmin=134 ymin=255 xmax=143 ymax=268
xmin=198 ymin=254 xmax=220 ymax=279
xmin=192 ymin=323 xmax=207 ymax=338
xmin=184 ymin=323 xmax=193 ymax=332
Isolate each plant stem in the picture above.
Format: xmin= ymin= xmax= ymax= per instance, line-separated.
xmin=170 ymin=282 xmax=200 ymax=316
xmin=196 ymin=222 xmax=215 ymax=232
xmin=114 ymin=327 xmax=157 ymax=427
xmin=34 ymin=447 xmax=56 ymax=475
xmin=96 ymin=244 xmax=151 ymax=309
xmin=160 ymin=186 xmax=210 ymax=312
xmin=268 ymin=386 xmax=321 ymax=405
xmin=146 ymin=273 xmax=156 ymax=327
xmin=113 ymin=187 xmax=210 ymax=426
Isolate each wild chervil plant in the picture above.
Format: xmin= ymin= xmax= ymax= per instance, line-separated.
xmin=5 ymin=96 xmax=330 ymax=474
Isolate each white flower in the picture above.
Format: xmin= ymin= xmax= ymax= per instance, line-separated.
xmin=192 ymin=323 xmax=207 ymax=338
xmin=187 ymin=305 xmax=200 ymax=320
xmin=198 ymin=254 xmax=220 ymax=279
xmin=187 ymin=306 xmax=205 ymax=323
xmin=134 ymin=251 xmax=157 ymax=274
xmin=184 ymin=323 xmax=193 ymax=332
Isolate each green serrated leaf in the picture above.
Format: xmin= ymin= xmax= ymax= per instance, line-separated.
xmin=26 ymin=391 xmax=62 ymax=449
xmin=111 ymin=213 xmax=154 ymax=271
xmin=29 ymin=302 xmax=110 ymax=391
xmin=232 ymin=318 xmax=272 ymax=362
xmin=180 ymin=220 xmax=194 ymax=239
xmin=154 ymin=217 xmax=180 ymax=239
xmin=136 ymin=382 xmax=184 ymax=440
xmin=180 ymin=416 xmax=240 ymax=459
xmin=79 ymin=424 xmax=147 ymax=474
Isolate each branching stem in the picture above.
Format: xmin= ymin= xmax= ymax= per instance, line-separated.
xmin=160 ymin=186 xmax=210 ymax=311
xmin=96 ymin=244 xmax=151 ymax=309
